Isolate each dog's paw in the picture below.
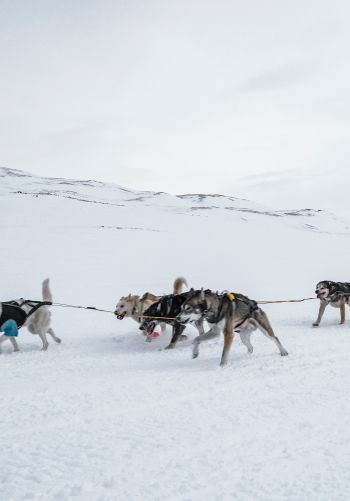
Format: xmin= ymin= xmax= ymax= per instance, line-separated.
xmin=164 ymin=344 xmax=175 ymax=350
xmin=312 ymin=323 xmax=319 ymax=327
xmin=280 ymin=350 xmax=288 ymax=356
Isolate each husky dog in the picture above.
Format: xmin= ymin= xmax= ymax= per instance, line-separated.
xmin=139 ymin=290 xmax=205 ymax=347
xmin=313 ymin=281 xmax=350 ymax=326
xmin=0 ymin=278 xmax=60 ymax=353
xmin=115 ymin=292 xmax=161 ymax=322
xmin=114 ymin=277 xmax=188 ymax=337
xmin=177 ymin=289 xmax=288 ymax=366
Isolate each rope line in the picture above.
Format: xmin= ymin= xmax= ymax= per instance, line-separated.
xmin=257 ymin=297 xmax=316 ymax=304
xmin=52 ymin=302 xmax=115 ymax=314
xmin=51 ymin=303 xmax=177 ymax=320
xmin=46 ymin=296 xmax=319 ymax=321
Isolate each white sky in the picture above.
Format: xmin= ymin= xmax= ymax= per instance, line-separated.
xmin=1 ymin=0 xmax=349 ymax=197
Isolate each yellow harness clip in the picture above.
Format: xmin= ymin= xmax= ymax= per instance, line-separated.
xmin=228 ymin=293 xmax=236 ymax=301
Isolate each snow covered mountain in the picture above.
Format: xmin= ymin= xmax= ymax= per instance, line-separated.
xmin=1 ymin=166 xmax=350 ymax=235
xmin=1 ymin=167 xmax=350 ymax=501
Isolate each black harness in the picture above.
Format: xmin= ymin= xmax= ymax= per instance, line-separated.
xmin=0 ymin=300 xmax=52 ymax=329
xmin=322 ymin=281 xmax=350 ymax=302
xmin=205 ymin=292 xmax=259 ymax=327
xmin=140 ymin=293 xmax=188 ymax=331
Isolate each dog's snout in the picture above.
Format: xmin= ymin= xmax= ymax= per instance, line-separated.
xmin=177 ymin=314 xmax=189 ymax=324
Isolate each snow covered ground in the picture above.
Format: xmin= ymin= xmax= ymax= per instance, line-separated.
xmin=1 ymin=168 xmax=350 ymax=500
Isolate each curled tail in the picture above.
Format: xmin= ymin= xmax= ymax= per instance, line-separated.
xmin=173 ymin=277 xmax=188 ymax=295
xmin=42 ymin=278 xmax=53 ymax=302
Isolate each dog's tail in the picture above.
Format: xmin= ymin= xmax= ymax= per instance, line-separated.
xmin=42 ymin=278 xmax=53 ymax=302
xmin=173 ymin=277 xmax=188 ymax=295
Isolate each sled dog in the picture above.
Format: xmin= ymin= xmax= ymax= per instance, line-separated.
xmin=139 ymin=289 xmax=205 ymax=347
xmin=114 ymin=277 xmax=188 ymax=337
xmin=177 ymin=289 xmax=288 ymax=366
xmin=0 ymin=278 xmax=60 ymax=353
xmin=313 ymin=280 xmax=350 ymax=326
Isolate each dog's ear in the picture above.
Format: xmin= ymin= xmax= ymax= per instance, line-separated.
xmin=200 ymin=288 xmax=205 ymax=301
xmin=127 ymin=293 xmax=131 ymax=299
xmin=187 ymin=287 xmax=195 ymax=298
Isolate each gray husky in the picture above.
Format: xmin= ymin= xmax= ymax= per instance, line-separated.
xmin=177 ymin=289 xmax=288 ymax=366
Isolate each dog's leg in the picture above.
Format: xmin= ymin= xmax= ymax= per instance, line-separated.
xmin=313 ymin=301 xmax=327 ymax=327
xmin=38 ymin=329 xmax=49 ymax=351
xmin=240 ymin=330 xmax=253 ymax=354
xmin=9 ymin=337 xmax=19 ymax=352
xmin=160 ymin=322 xmax=167 ymax=334
xmin=0 ymin=334 xmax=7 ymax=353
xmin=254 ymin=310 xmax=288 ymax=356
xmin=195 ymin=319 xmax=205 ymax=336
xmin=220 ymin=317 xmax=234 ymax=367
xmin=47 ymin=327 xmax=61 ymax=343
xmin=0 ymin=334 xmax=19 ymax=353
xmin=144 ymin=321 xmax=158 ymax=342
xmin=192 ymin=324 xmax=220 ymax=359
xmin=165 ymin=323 xmax=186 ymax=349
xmin=0 ymin=334 xmax=6 ymax=353
xmin=180 ymin=319 xmax=205 ymax=344
xmin=339 ymin=298 xmax=346 ymax=325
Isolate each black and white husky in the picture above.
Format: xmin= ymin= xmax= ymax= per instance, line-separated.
xmin=313 ymin=280 xmax=350 ymax=326
xmin=139 ymin=291 xmax=205 ymax=348
xmin=177 ymin=289 xmax=288 ymax=366
xmin=0 ymin=278 xmax=60 ymax=353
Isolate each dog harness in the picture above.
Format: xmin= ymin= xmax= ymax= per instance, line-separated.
xmin=227 ymin=292 xmax=259 ymax=328
xmin=320 ymin=282 xmax=350 ymax=302
xmin=0 ymin=300 xmax=52 ymax=337
xmin=139 ymin=293 xmax=188 ymax=331
xmin=0 ymin=302 xmax=27 ymax=336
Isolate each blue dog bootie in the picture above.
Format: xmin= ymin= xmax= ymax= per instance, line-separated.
xmin=0 ymin=319 xmax=19 ymax=337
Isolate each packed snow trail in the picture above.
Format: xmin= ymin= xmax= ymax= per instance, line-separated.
xmin=2 ymin=310 xmax=350 ymax=501
xmin=1 ymin=170 xmax=350 ymax=500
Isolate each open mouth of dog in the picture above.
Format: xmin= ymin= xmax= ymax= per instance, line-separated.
xmin=177 ymin=316 xmax=190 ymax=324
xmin=316 ymin=291 xmax=327 ymax=300
xmin=145 ymin=321 xmax=156 ymax=335
xmin=115 ymin=311 xmax=127 ymax=320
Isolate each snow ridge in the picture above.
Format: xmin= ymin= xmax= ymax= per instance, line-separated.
xmin=1 ymin=167 xmax=349 ymax=234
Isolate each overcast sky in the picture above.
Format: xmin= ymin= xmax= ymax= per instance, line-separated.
xmin=1 ymin=0 xmax=349 ymax=199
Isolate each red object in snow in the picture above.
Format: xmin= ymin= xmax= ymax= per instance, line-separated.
xmin=151 ymin=331 xmax=160 ymax=338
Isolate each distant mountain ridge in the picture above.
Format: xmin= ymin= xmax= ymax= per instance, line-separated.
xmin=1 ymin=166 xmax=349 ymax=235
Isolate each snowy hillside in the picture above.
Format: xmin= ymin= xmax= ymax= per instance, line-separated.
xmin=1 ymin=166 xmax=349 ymax=235
xmin=1 ymin=167 xmax=350 ymax=500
